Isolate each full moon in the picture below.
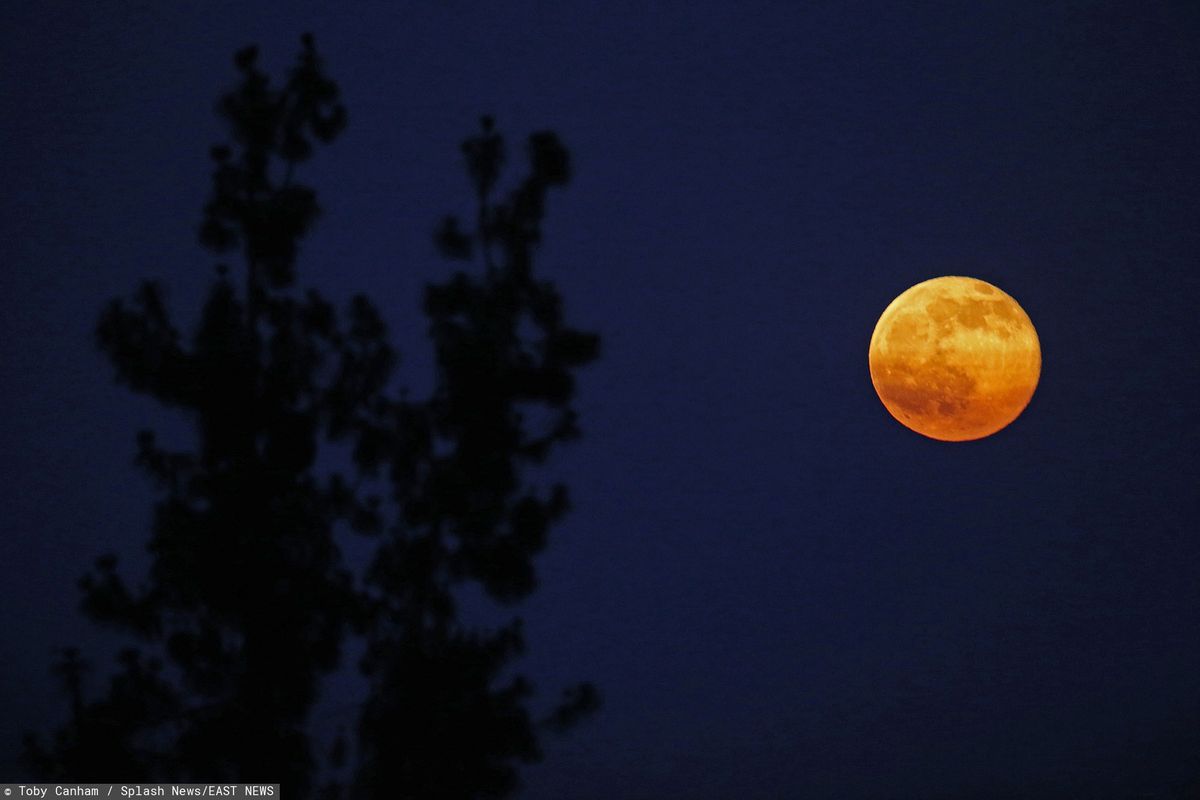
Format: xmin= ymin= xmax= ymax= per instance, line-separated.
xmin=868 ymin=276 xmax=1040 ymax=441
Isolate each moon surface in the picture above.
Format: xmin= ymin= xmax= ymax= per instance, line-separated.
xmin=869 ymin=276 xmax=1041 ymax=442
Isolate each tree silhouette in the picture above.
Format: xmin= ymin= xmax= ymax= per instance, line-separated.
xmin=24 ymin=35 xmax=600 ymax=799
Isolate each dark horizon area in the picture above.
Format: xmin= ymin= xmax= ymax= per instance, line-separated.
xmin=2 ymin=2 xmax=1198 ymax=797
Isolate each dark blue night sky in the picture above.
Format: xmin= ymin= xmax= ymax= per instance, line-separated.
xmin=2 ymin=2 xmax=1198 ymax=797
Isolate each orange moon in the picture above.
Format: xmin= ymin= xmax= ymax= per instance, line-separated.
xmin=868 ymin=276 xmax=1040 ymax=441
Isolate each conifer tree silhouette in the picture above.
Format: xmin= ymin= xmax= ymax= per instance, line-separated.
xmin=24 ymin=35 xmax=599 ymax=799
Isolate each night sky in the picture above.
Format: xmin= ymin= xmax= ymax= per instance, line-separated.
xmin=3 ymin=2 xmax=1199 ymax=797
